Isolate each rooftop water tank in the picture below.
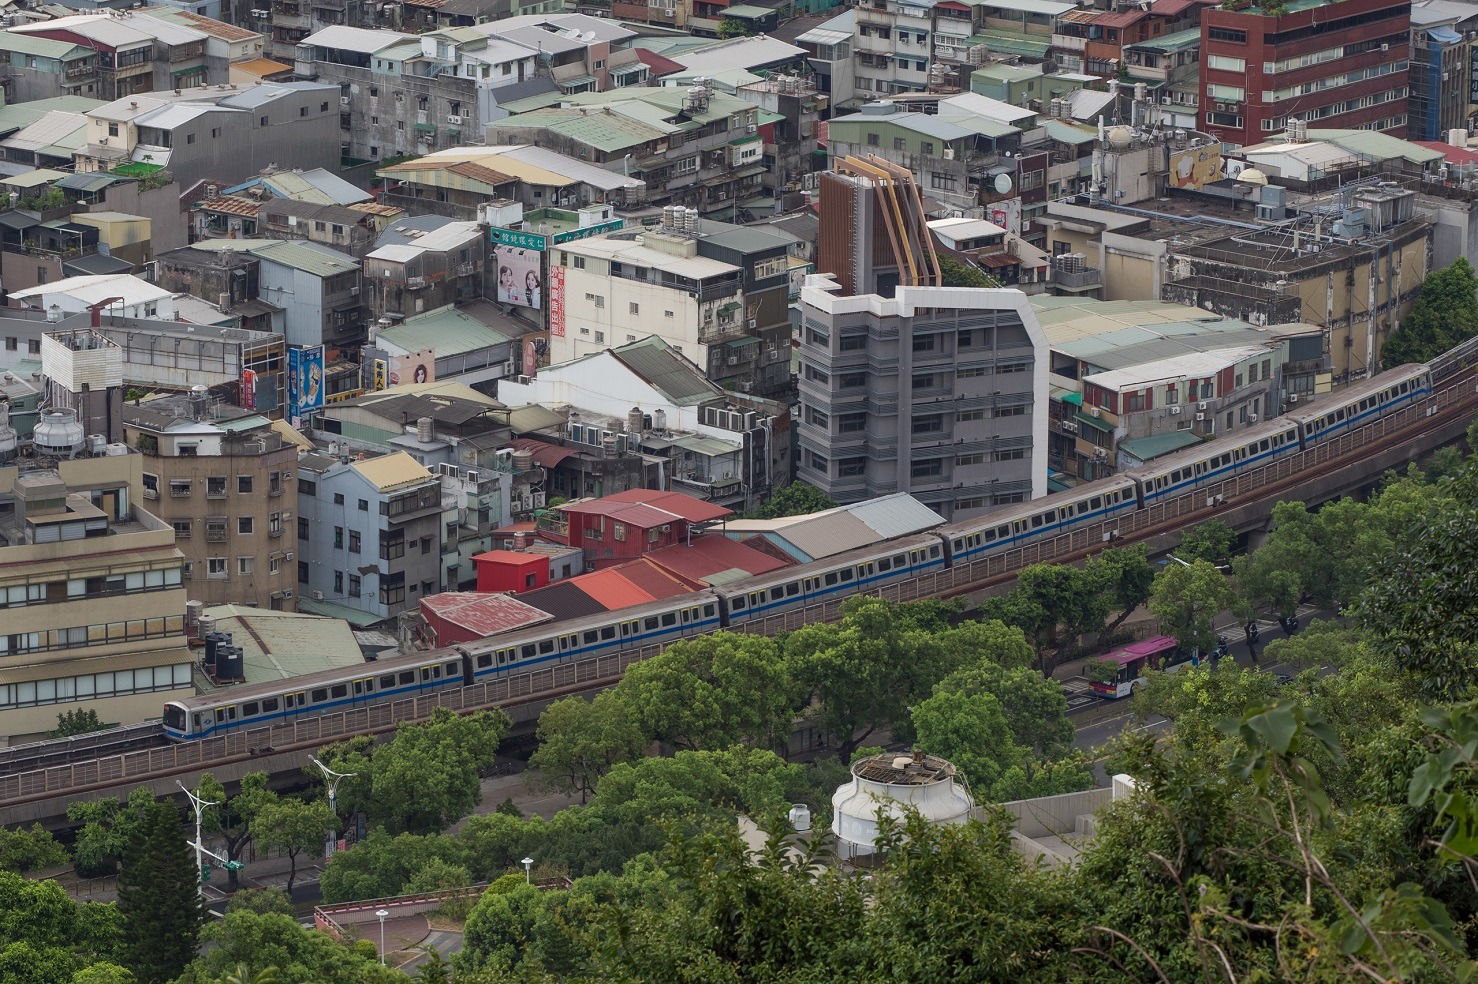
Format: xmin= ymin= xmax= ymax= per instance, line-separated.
xmin=32 ymin=409 xmax=85 ymax=458
xmin=832 ymin=750 xmax=973 ymax=861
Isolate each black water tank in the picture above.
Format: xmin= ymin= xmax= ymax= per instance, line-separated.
xmin=219 ymin=645 xmax=245 ymax=682
xmin=203 ymin=632 xmax=227 ymax=671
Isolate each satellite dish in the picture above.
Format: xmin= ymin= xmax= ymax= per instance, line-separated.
xmin=993 ymin=173 xmax=1014 ymax=194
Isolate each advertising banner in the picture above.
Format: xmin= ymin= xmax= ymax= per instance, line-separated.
xmin=388 ymin=348 xmax=435 ymax=387
xmin=240 ymin=369 xmax=256 ymax=411
xmin=548 ymin=265 xmax=566 ymax=338
xmin=494 ymin=245 xmax=543 ymax=310
xmin=287 ymin=345 xmax=324 ymax=428
xmin=1169 ymin=145 xmax=1223 ymax=190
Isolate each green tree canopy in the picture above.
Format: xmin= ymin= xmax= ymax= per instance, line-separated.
xmin=748 ymin=482 xmax=836 ymax=519
xmin=251 ymin=797 xmax=336 ymax=894
xmin=527 ymin=692 xmax=646 ymax=803
xmin=1149 ymin=557 xmax=1235 ymax=656
xmin=1382 ymin=256 xmax=1478 ymax=368
xmin=368 ymin=709 xmax=510 ymax=834
xmin=49 ymin=709 xmax=107 ymax=739
xmin=115 ymin=799 xmax=203 ymax=984
xmin=613 ymin=633 xmax=796 ymax=752
xmin=938 ymin=255 xmax=1001 ymax=288
xmin=1176 ymin=519 xmax=1237 ymax=566
xmin=0 ymin=823 xmax=68 ymax=874
xmin=171 ymin=910 xmax=404 ymax=984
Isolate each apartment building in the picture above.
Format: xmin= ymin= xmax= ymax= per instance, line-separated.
xmin=1408 ymin=0 xmax=1478 ymax=141
xmin=487 ymin=84 xmax=764 ymax=214
xmin=549 ymin=214 xmax=795 ymax=396
xmin=10 ymin=12 xmax=213 ymax=98
xmin=1199 ymin=0 xmax=1411 ymax=148
xmin=0 ymin=456 xmax=193 ymax=745
xmin=124 ymin=393 xmax=298 ymax=610
xmin=852 ymin=0 xmax=936 ymax=97
xmin=72 ymin=83 xmax=342 ymax=188
xmin=796 ymin=279 xmax=1049 ymax=519
xmin=295 ymin=25 xmax=544 ymax=163
xmin=376 ymin=150 xmax=646 ymax=221
xmin=363 ymin=218 xmax=485 ymax=323
xmin=0 ymin=34 xmax=100 ymax=102
xmin=296 ymin=450 xmax=447 ymax=626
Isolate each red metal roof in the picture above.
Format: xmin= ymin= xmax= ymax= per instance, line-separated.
xmin=634 ymin=48 xmax=685 ymax=77
xmin=618 ymin=559 xmax=704 ymax=596
xmin=565 ymin=499 xmax=683 ymax=527
xmin=644 ymin=535 xmax=792 ymax=584
xmin=1091 ymin=9 xmax=1147 ymax=28
xmin=517 ymin=580 xmax=609 ymax=621
xmin=510 ymin=438 xmax=581 ymax=470
xmin=471 ymin=549 xmax=546 ymax=569
xmin=599 ymin=488 xmax=732 ymax=523
xmin=420 ymin=592 xmax=552 ymax=637
xmin=571 ymin=569 xmax=657 ymax=610
xmin=1416 ymin=142 xmax=1478 ymax=167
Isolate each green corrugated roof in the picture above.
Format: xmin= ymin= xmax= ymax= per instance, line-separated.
xmin=969 ymin=31 xmax=1050 ymax=57
xmin=380 ymin=305 xmax=515 ymax=357
xmin=669 ymin=433 xmax=741 ymax=456
xmin=723 ymin=3 xmax=776 ymax=15
xmin=1306 ymin=129 xmax=1446 ymax=165
xmin=1125 ymin=26 xmax=1201 ymax=53
xmin=609 ymin=335 xmax=721 ymax=406
xmin=199 ymin=605 xmax=367 ymax=686
xmin=1119 ymin=430 xmax=1204 ymax=462
xmin=188 ymin=238 xmax=359 ymax=277
xmin=0 ymin=33 xmax=90 ymax=58
xmin=1074 ymin=410 xmax=1114 ymax=433
xmin=1043 ymin=119 xmax=1095 ymax=145
xmin=296 ymin=597 xmax=387 ymax=628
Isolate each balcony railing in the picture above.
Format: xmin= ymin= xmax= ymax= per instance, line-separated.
xmin=205 ymin=529 xmax=228 ymax=542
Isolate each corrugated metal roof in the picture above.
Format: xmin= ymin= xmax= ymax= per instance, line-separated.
xmin=507 ymin=404 xmax=566 ymax=434
xmin=570 ymin=568 xmax=657 ymax=609
xmin=511 ymin=437 xmax=581 ymax=468
xmin=1082 ymin=344 xmax=1272 ymax=390
xmin=668 ymin=433 xmax=741 ymax=457
xmin=295 ymin=596 xmax=386 ymax=627
xmin=0 ymin=32 xmax=89 ymax=57
xmin=301 ymin=24 xmax=412 ymax=52
xmin=249 ymin=239 xmax=359 ymax=276
xmin=669 ymin=35 xmax=805 ymax=74
xmin=380 ymin=305 xmax=515 ymax=357
xmin=200 ymin=605 xmax=364 ymax=686
xmin=846 ymin=492 xmax=948 ymax=539
xmin=599 ymin=488 xmax=732 ymax=522
xmin=1118 ymin=430 xmax=1205 ymax=462
xmin=518 ymin=579 xmax=609 ymax=621
xmin=1043 ymin=119 xmax=1096 ymax=146
xmin=645 ymin=535 xmax=791 ymax=583
xmin=565 ymin=499 xmax=683 ymax=527
xmin=421 ymin=591 xmax=552 ymax=638
xmin=610 ymin=336 xmax=723 ymax=406
xmin=353 ymin=452 xmax=433 ymax=492
xmin=616 ymin=558 xmax=700 ymax=596
xmin=1305 ymin=129 xmax=1446 ymax=165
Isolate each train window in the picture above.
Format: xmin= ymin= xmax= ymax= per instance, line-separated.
xmin=331 ymin=684 xmax=348 ymax=698
xmin=1031 ymin=514 xmax=1044 ymax=529
xmin=420 ymin=667 xmax=433 ymax=682
xmin=860 ymin=563 xmax=874 ymax=576
xmin=475 ymin=655 xmax=491 ymax=670
xmin=894 ymin=553 xmax=908 ymax=567
xmin=521 ymin=644 xmax=536 ymax=660
xmin=824 ymin=571 xmax=839 ymax=586
xmin=243 ymin=701 xmax=259 ymax=717
xmin=399 ymin=671 xmax=414 ymax=685
xmin=289 ymin=692 xmax=305 ymax=708
xmin=770 ymin=586 xmax=784 ymax=601
xmin=881 ymin=556 xmax=894 ymax=571
xmin=840 ymin=568 xmax=854 ymax=582
xmin=981 ymin=531 xmax=995 ymax=545
xmin=539 ymin=639 xmax=556 ymax=655
xmin=997 ymin=525 xmax=1009 ymax=540
xmin=445 ymin=661 xmax=459 ymax=676
xmin=215 ymin=706 xmax=234 ymax=722
xmin=661 ymin=612 xmax=677 ymax=627
xmin=731 ymin=597 xmax=746 ymax=610
xmin=750 ymin=592 xmax=764 ymax=608
xmin=193 ymin=713 xmax=204 ymax=731
xmin=787 ymin=582 xmax=800 ymax=596
xmin=601 ymin=626 xmax=616 ymax=640
xmin=929 ymin=544 xmax=941 ymax=558
xmin=353 ymin=680 xmax=368 ymax=696
xmin=584 ymin=630 xmax=599 ymax=644
xmin=263 ymin=697 xmax=279 ymax=713
xmin=311 ymin=688 xmax=327 ymax=703
xmin=1090 ymin=496 xmax=1103 ymax=510
xmin=703 ymin=603 xmax=716 ymax=618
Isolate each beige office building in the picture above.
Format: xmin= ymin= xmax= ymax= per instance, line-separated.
xmin=124 ymin=394 xmax=299 ymax=612
xmin=0 ymin=456 xmax=192 ymax=746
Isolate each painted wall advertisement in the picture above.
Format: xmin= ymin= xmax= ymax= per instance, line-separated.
xmin=240 ymin=368 xmax=256 ymax=411
xmin=523 ymin=332 xmax=550 ymax=376
xmin=548 ymin=265 xmax=566 ymax=338
xmin=494 ymin=245 xmax=543 ymax=310
xmin=389 ymin=348 xmax=436 ymax=387
xmin=1169 ymin=145 xmax=1223 ymax=190
xmin=287 ymin=345 xmax=324 ymax=428
xmin=989 ymin=198 xmax=1022 ymax=237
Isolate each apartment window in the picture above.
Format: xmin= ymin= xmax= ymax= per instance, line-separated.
xmin=1126 ymin=393 xmax=1146 ymax=412
xmin=839 ymin=457 xmax=866 ymax=477
xmin=170 ymin=480 xmax=190 ymax=497
xmin=334 ymin=571 xmax=344 ymax=594
xmin=237 ymin=557 xmax=254 ymax=575
xmin=349 ymin=574 xmax=361 ymax=597
xmin=397 ymin=121 xmax=405 ymax=131
xmin=629 ymin=302 xmax=640 ymax=314
xmin=866 ymin=132 xmax=880 ymax=146
xmin=912 ymin=335 xmax=936 ymax=353
xmin=805 ymin=365 xmax=829 ymax=384
xmin=370 ymin=86 xmax=378 ymax=97
xmin=171 ymin=520 xmax=192 ymax=539
xmin=260 ymin=116 xmax=268 ymax=126
xmin=320 ymin=101 xmax=329 ymax=112
xmin=142 ymin=473 xmax=159 ymax=498
xmin=806 ymin=450 xmax=828 ymax=472
xmin=333 ymin=493 xmax=345 ymax=505
xmin=956 ymin=452 xmax=986 ymax=466
xmin=349 ymin=531 xmax=361 ymax=554
xmin=806 ymin=406 xmax=829 ymax=428
xmin=299 ymin=106 xmax=308 ymax=117
xmin=893 ymin=137 xmax=907 ymax=150
xmin=237 ymin=517 xmax=253 ymax=535
xmin=911 ymin=371 xmax=935 ymax=389
xmin=208 ymin=558 xmax=227 ymax=579
xmin=206 ymin=517 xmax=227 ymax=541
xmin=298 ymin=517 xmax=310 ymax=540
xmin=3 ymin=338 xmax=14 ymax=352
xmin=994 ymin=405 xmax=1026 ymax=418
xmin=334 ymin=526 xmax=344 ymax=549
xmin=912 ymin=414 xmax=943 ymax=434
xmin=237 ymin=475 xmax=253 ymax=493
xmin=108 ymin=123 xmax=119 ymax=137
xmin=955 ymin=497 xmax=986 ymax=511
xmin=186 ymin=133 xmax=195 ymax=144
xmin=298 ymin=561 xmax=308 ymax=583
xmin=995 ymin=448 xmax=1026 ymax=461
xmin=840 ymin=371 xmax=867 ymax=389
xmin=269 ymin=556 xmax=281 ymax=575
xmin=838 ymin=413 xmax=867 ymax=434
xmin=1201 ymin=381 xmax=1214 ymax=399
xmin=840 ymin=334 xmax=866 ymax=352
xmin=28 ymin=339 xmax=40 ymax=355
xmin=959 ymin=366 xmax=987 ymax=378
xmin=920 ymin=141 xmax=934 ymax=156
xmin=183 ymin=562 xmax=194 ymax=580
xmin=299 ymin=478 xmax=316 ymax=496
xmin=573 ymin=256 xmax=586 ymax=269
xmin=595 ymin=331 xmax=605 ymax=344
xmin=958 ymin=409 xmax=986 ymax=422
xmin=207 ymin=476 xmax=227 ymax=497
xmin=371 ymin=115 xmax=379 ymax=126
xmin=911 ymin=459 xmax=944 ymax=479
xmin=358 ymin=499 xmax=369 ymax=511
xmin=380 ymin=574 xmax=406 ymax=606
xmin=212 ymin=127 xmax=220 ymax=138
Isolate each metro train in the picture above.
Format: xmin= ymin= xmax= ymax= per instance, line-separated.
xmin=161 ymin=363 xmax=1436 ymax=742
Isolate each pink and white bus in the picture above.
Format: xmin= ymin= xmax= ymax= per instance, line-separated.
xmin=1087 ymin=635 xmax=1190 ymax=699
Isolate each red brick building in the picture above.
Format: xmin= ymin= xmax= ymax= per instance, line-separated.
xmin=1199 ymin=0 xmax=1410 ymax=149
xmin=553 ymin=491 xmax=732 ymax=571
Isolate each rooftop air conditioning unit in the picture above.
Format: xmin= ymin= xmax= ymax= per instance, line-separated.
xmin=1249 ymin=413 xmax=1258 ymax=422
xmin=1169 ymin=405 xmax=1181 ymax=414
xmin=1195 ymin=412 xmax=1206 ymax=421
xmin=1090 ymin=407 xmax=1101 ymax=417
xmin=311 ymin=589 xmax=325 ymax=600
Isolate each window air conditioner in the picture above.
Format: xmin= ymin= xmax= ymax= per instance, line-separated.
xmin=1195 ymin=412 xmax=1206 ymax=421
xmin=1169 ymin=405 xmax=1181 ymax=414
xmin=311 ymin=589 xmax=325 ymax=600
xmin=1249 ymin=413 xmax=1258 ymax=422
xmin=1288 ymin=393 xmax=1298 ymax=403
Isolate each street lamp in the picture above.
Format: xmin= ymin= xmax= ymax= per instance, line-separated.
xmin=376 ymin=908 xmax=389 ymax=967
xmin=522 ymin=857 xmax=534 ymax=885
xmin=178 ymin=781 xmax=220 ymax=901
xmin=310 ymin=756 xmax=356 ymax=858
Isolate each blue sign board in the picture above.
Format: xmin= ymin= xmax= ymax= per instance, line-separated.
xmin=287 ymin=345 xmax=325 ymax=428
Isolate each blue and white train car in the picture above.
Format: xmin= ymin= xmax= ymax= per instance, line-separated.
xmin=937 ymin=475 xmax=1139 ymax=566
xmin=1127 ymin=418 xmax=1301 ymax=507
xmin=461 ymin=592 xmax=724 ymax=683
xmin=1285 ymin=364 xmax=1431 ymax=447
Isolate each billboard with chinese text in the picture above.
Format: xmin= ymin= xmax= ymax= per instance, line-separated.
xmin=494 ymin=245 xmax=543 ymax=310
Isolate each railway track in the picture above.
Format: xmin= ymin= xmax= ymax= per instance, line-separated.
xmin=3 ymin=360 xmax=1475 ymax=812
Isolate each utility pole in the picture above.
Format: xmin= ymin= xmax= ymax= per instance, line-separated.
xmin=178 ymin=781 xmax=240 ymax=897
xmin=310 ymin=756 xmax=356 ymax=859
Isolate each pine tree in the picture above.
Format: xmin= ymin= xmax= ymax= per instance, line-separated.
xmin=116 ymin=799 xmax=205 ymax=984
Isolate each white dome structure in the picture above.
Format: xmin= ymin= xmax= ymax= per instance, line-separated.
xmin=1239 ymin=167 xmax=1269 ymax=186
xmin=831 ymin=750 xmax=974 ymax=860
